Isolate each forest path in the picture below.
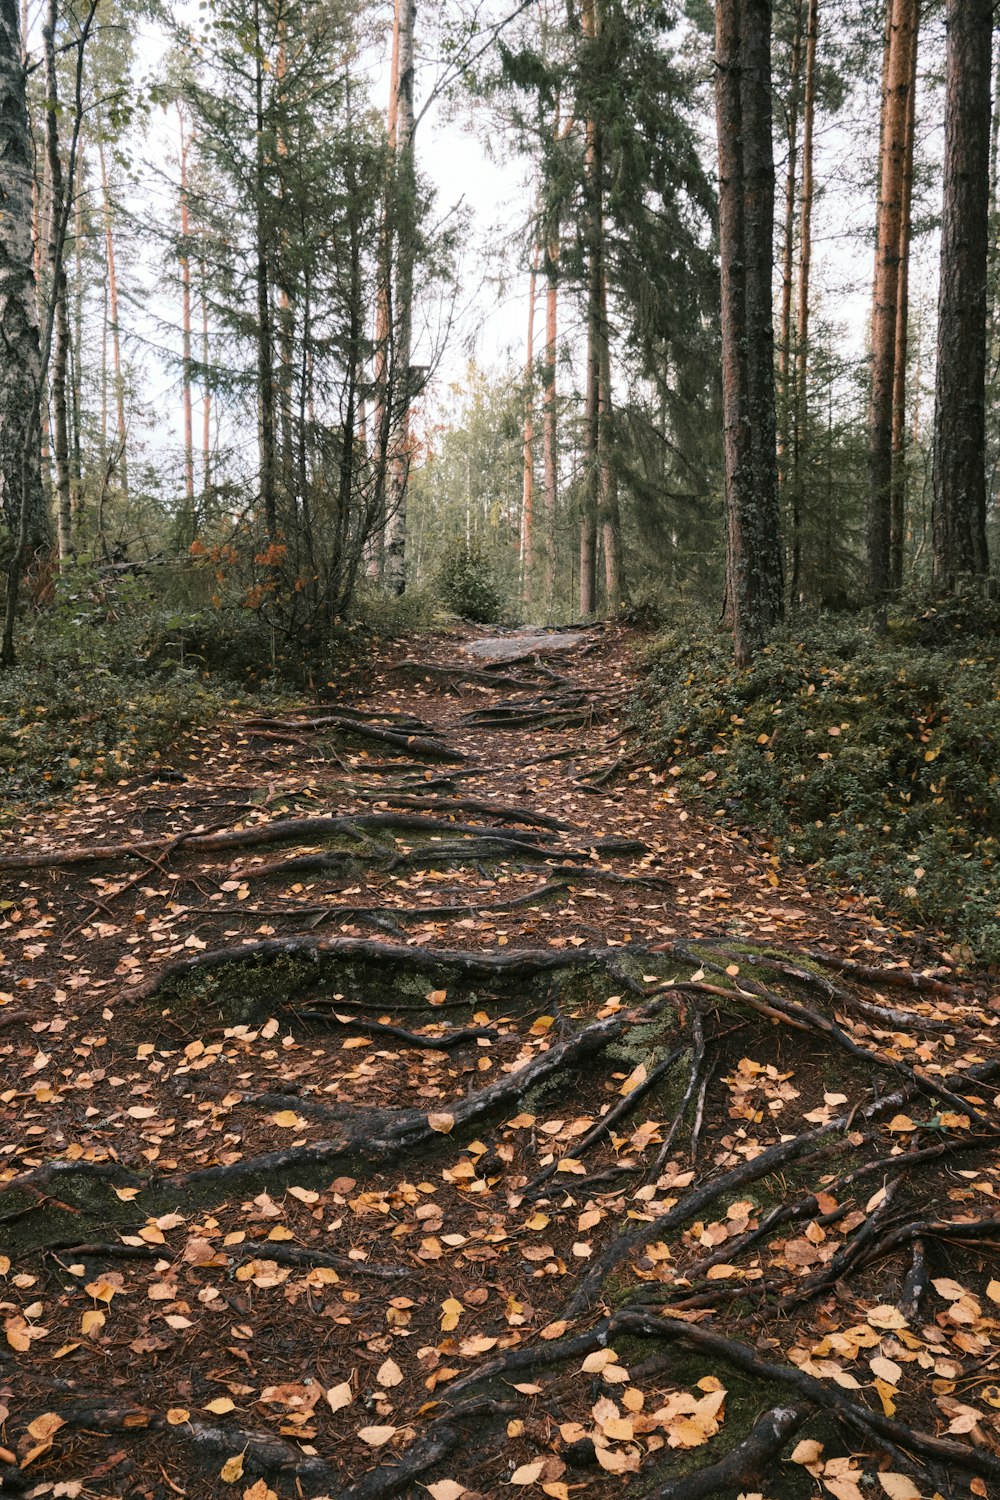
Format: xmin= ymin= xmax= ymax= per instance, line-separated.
xmin=0 ymin=622 xmax=998 ymax=1500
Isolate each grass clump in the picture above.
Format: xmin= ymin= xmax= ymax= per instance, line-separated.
xmin=636 ymin=595 xmax=1000 ymax=962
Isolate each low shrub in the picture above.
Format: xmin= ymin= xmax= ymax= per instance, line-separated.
xmin=435 ymin=543 xmax=507 ymax=623
xmin=637 ymin=596 xmax=1000 ymax=962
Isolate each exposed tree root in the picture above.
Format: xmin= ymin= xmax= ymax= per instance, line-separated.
xmin=243 ymin=713 xmax=466 ymax=762
xmin=354 ymin=791 xmax=575 ymax=832
xmin=8 ymin=1399 xmax=338 ymax=1489
xmin=802 ymin=948 xmax=961 ymax=998
xmin=124 ymin=935 xmax=639 ymax=1005
xmin=645 ymin=1403 xmax=809 ymax=1500
xmin=0 ymin=812 xmax=571 ymax=874
xmin=660 ymin=941 xmax=993 ymax=1125
xmin=390 ymin=659 xmax=554 ymax=691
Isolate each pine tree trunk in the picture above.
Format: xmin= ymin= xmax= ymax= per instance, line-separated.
xmin=715 ymin=0 xmax=783 ymax=666
xmin=541 ymin=99 xmax=563 ymax=607
xmin=777 ymin=0 xmax=803 ymax=489
xmin=44 ymin=0 xmax=73 ymax=567
xmin=98 ymin=138 xmax=128 ymax=506
xmin=578 ymin=0 xmax=601 ymax=618
xmin=790 ymin=0 xmax=818 ymax=603
xmin=542 ymin=231 xmax=559 ymax=604
xmin=889 ymin=0 xmax=919 ymax=593
xmin=253 ymin=0 xmax=277 ymax=539
xmin=598 ymin=267 xmax=623 ymax=608
xmin=521 ymin=252 xmax=538 ymax=601
xmin=367 ymin=0 xmax=402 ymax=583
xmin=867 ymin=0 xmax=917 ymax=599
xmin=178 ymin=109 xmax=195 ymax=541
xmin=0 ymin=0 xmax=45 ymax=647
xmin=383 ymin=0 xmax=417 ymax=596
xmin=931 ymin=0 xmax=992 ymax=588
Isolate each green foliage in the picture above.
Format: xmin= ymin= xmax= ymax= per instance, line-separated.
xmin=638 ymin=596 xmax=1000 ymax=961
xmin=0 ymin=582 xmax=236 ymax=810
xmin=435 ymin=542 xmax=507 ymax=623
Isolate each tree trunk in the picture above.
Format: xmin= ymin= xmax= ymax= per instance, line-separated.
xmin=867 ymin=0 xmax=918 ymax=599
xmin=790 ymin=0 xmax=818 ymax=603
xmin=542 ymin=222 xmax=559 ymax=605
xmin=578 ymin=0 xmax=601 ymax=618
xmin=367 ymin=0 xmax=402 ymax=584
xmin=200 ymin=259 xmax=211 ymax=502
xmin=598 ymin=267 xmax=623 ymax=608
xmin=253 ymin=0 xmax=277 ymax=539
xmin=178 ymin=108 xmax=195 ymax=541
xmin=0 ymin=0 xmax=45 ymax=630
xmin=383 ymin=0 xmax=417 ymax=596
xmin=931 ymin=0 xmax=992 ymax=589
xmin=521 ymin=251 xmax=538 ymax=601
xmin=715 ymin=0 xmax=783 ymax=666
xmin=97 ymin=138 xmax=128 ymax=507
xmin=43 ymin=0 xmax=73 ymax=568
xmin=777 ymin=0 xmax=803 ymax=489
xmin=889 ymin=1 xmax=919 ymax=593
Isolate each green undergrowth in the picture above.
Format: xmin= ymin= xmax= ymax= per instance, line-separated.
xmin=637 ymin=594 xmax=1000 ymax=963
xmin=0 ymin=569 xmax=437 ymax=817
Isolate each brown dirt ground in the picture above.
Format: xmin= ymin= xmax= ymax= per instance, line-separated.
xmin=1 ymin=622 xmax=998 ymax=1500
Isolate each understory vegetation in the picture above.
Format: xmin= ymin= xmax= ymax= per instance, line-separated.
xmin=0 ymin=574 xmax=435 ymax=812
xmin=638 ymin=593 xmax=1000 ymax=963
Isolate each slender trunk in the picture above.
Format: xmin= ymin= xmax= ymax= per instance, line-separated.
xmin=178 ymin=108 xmax=195 ymax=539
xmin=383 ymin=0 xmax=417 ymax=595
xmin=3 ymin=0 xmax=94 ymax=665
xmin=70 ymin=187 xmax=83 ymax=525
xmin=44 ymin=0 xmax=72 ymax=567
xmin=598 ymin=290 xmax=623 ymax=608
xmin=521 ymin=251 xmax=538 ymax=600
xmin=868 ymin=0 xmax=918 ymax=599
xmin=578 ymin=0 xmax=601 ymax=618
xmin=274 ymin=23 xmax=295 ymax=503
xmin=200 ymin=259 xmax=211 ymax=501
xmin=715 ymin=0 xmax=783 ymax=666
xmin=367 ymin=0 xmax=402 ymax=582
xmin=790 ymin=0 xmax=818 ymax=603
xmin=253 ymin=0 xmax=277 ymax=539
xmin=777 ymin=0 xmax=803 ymax=486
xmin=0 ymin=0 xmax=45 ymax=596
xmin=889 ymin=0 xmax=919 ymax=592
xmin=931 ymin=0 xmax=992 ymax=587
xmin=542 ymin=225 xmax=559 ymax=605
xmin=97 ymin=138 xmax=128 ymax=506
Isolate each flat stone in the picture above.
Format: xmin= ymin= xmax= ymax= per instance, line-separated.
xmin=464 ymin=630 xmax=588 ymax=660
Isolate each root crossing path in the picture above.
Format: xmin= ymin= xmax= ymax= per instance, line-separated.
xmin=2 ymin=622 xmax=999 ymax=1500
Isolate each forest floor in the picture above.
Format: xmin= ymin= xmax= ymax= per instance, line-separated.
xmin=1 ymin=621 xmax=999 ymax=1500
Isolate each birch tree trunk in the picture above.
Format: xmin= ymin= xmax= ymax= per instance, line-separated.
xmin=200 ymin=259 xmax=211 ymax=501
xmin=178 ymin=108 xmax=196 ymax=539
xmin=715 ymin=0 xmax=783 ymax=666
xmin=97 ymin=137 xmax=129 ymax=507
xmin=43 ymin=0 xmax=73 ymax=566
xmin=931 ymin=0 xmax=992 ymax=588
xmin=0 ymin=0 xmax=44 ymax=600
xmin=521 ymin=253 xmax=537 ymax=601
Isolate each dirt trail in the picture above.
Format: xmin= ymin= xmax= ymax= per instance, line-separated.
xmin=1 ymin=623 xmax=998 ymax=1500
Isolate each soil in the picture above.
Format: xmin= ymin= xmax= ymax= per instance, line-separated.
xmin=1 ymin=621 xmax=998 ymax=1500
